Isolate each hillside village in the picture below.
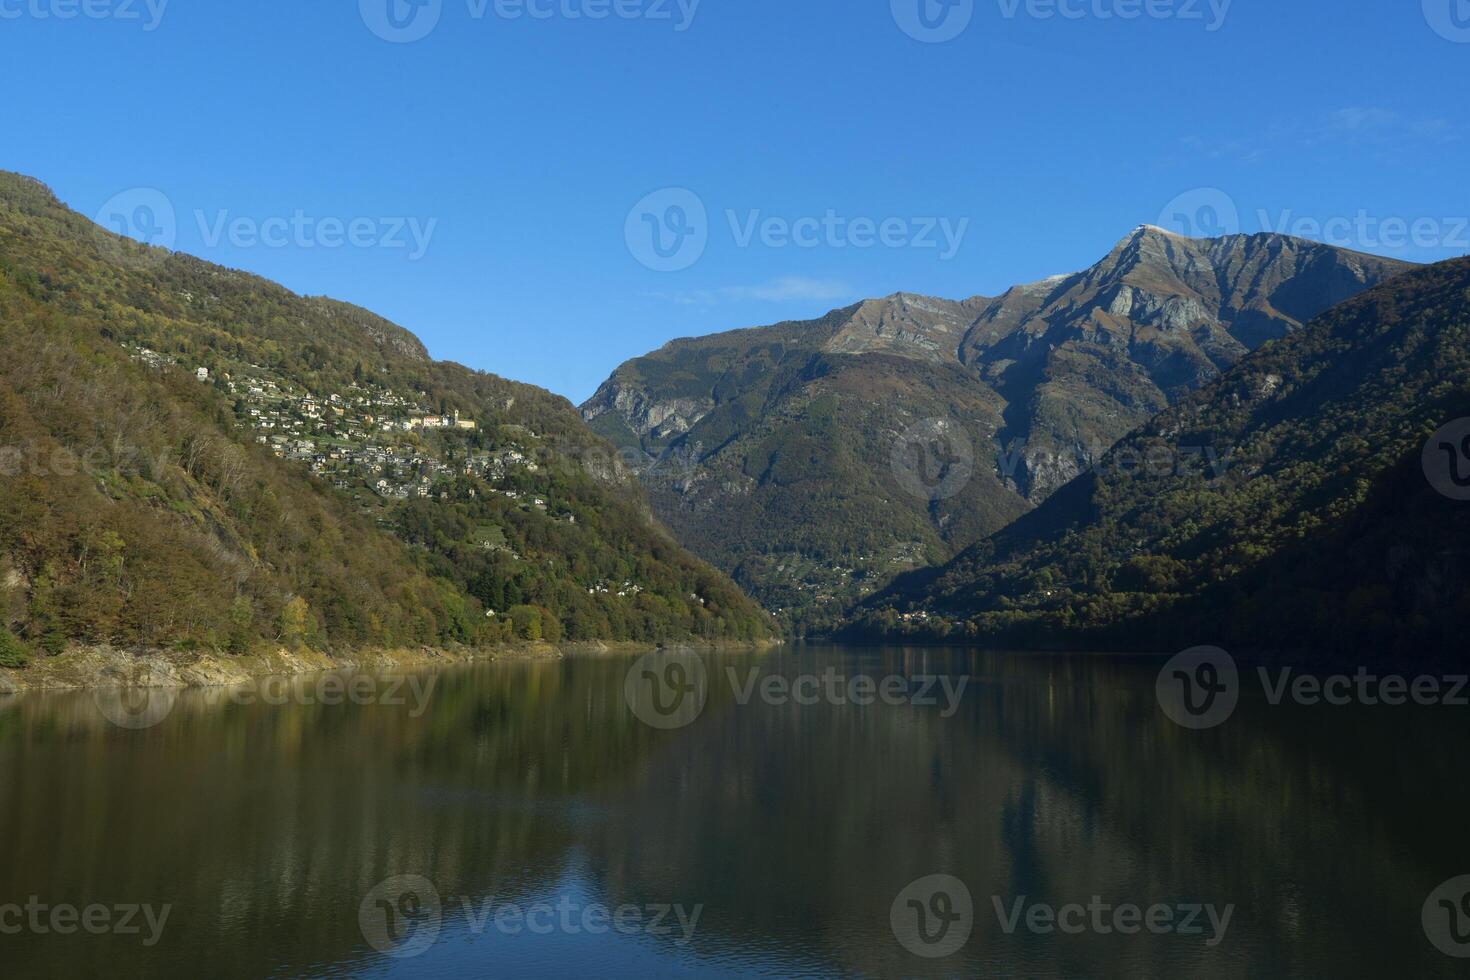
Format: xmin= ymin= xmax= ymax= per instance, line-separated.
xmin=117 ymin=345 xmax=730 ymax=613
xmin=126 ymin=344 xmax=558 ymax=510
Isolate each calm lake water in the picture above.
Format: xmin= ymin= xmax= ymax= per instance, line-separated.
xmin=2 ymin=645 xmax=1468 ymax=978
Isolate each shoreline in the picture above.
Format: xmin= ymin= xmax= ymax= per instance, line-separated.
xmin=0 ymin=638 xmax=783 ymax=695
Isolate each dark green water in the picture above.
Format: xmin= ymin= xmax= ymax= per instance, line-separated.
xmin=1 ymin=646 xmax=1467 ymax=978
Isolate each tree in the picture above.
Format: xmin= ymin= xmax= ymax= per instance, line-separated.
xmin=508 ymin=604 xmax=542 ymax=641
xmin=280 ymin=596 xmax=313 ymax=649
xmin=0 ymin=625 xmax=28 ymax=668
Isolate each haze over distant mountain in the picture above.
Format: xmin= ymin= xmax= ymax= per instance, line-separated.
xmin=856 ymin=255 xmax=1470 ymax=660
xmin=0 ymin=171 xmax=769 ymax=664
xmin=583 ymin=228 xmax=1412 ymax=630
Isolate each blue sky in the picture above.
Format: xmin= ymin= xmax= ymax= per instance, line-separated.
xmin=4 ymin=0 xmax=1468 ymax=402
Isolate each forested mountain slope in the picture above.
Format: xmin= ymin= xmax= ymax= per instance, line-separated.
xmin=0 ymin=172 xmax=769 ymax=665
xmin=585 ymin=228 xmax=1410 ymax=631
xmin=854 ymin=256 xmax=1470 ymax=660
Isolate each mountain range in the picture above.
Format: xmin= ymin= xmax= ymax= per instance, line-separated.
xmin=856 ymin=254 xmax=1470 ymax=661
xmin=5 ymin=164 xmax=1462 ymax=667
xmin=583 ymin=228 xmax=1412 ymax=631
xmin=0 ymin=171 xmax=770 ymax=666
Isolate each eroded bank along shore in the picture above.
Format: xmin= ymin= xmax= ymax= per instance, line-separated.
xmin=0 ymin=638 xmax=782 ymax=694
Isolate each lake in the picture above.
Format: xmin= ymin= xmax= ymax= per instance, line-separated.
xmin=1 ymin=645 xmax=1467 ymax=977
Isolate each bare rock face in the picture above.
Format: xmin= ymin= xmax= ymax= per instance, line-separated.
xmin=582 ymin=383 xmax=710 ymax=441
xmin=580 ymin=228 xmax=1414 ymax=620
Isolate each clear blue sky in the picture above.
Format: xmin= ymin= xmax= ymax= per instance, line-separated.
xmin=4 ymin=0 xmax=1468 ymax=402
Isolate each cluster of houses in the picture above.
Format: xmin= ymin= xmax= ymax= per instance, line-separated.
xmin=121 ymin=346 xmax=592 ymax=529
xmin=588 ymin=581 xmax=645 ymax=598
xmin=217 ymin=373 xmax=492 ymax=499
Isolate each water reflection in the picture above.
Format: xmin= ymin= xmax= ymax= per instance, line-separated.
xmin=0 ymin=648 xmax=1466 ymax=978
